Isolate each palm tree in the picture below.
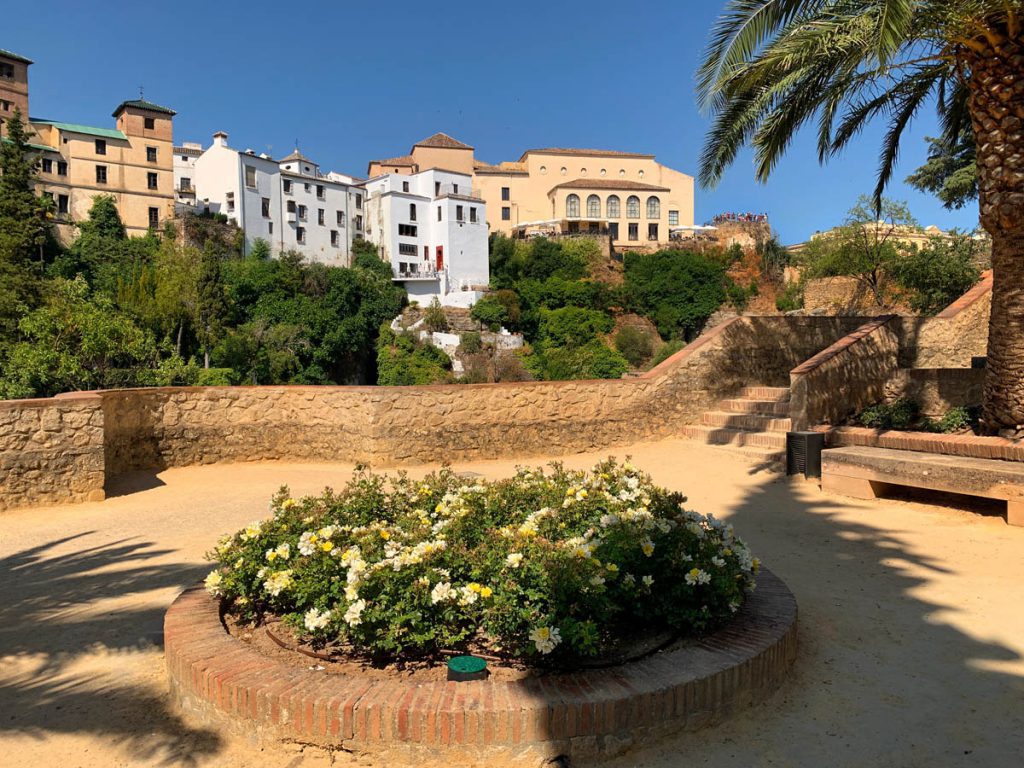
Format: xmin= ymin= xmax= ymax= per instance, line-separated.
xmin=698 ymin=1 xmax=1024 ymax=433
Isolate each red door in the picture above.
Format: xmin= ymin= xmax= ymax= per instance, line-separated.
xmin=435 ymin=246 xmax=444 ymax=271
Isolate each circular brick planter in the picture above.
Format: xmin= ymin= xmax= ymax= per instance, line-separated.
xmin=165 ymin=569 xmax=797 ymax=765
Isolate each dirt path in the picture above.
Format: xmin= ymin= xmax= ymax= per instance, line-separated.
xmin=1 ymin=439 xmax=1022 ymax=767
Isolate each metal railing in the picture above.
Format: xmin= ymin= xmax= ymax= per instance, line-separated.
xmin=435 ymin=183 xmax=483 ymax=201
xmin=393 ymin=266 xmax=442 ymax=280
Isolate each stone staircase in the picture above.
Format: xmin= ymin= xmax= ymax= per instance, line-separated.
xmin=682 ymin=386 xmax=792 ymax=467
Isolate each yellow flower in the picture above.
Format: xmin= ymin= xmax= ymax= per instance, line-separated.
xmin=281 ymin=498 xmax=298 ymax=510
xmin=467 ymin=582 xmax=482 ymax=593
xmin=267 ymin=552 xmax=277 ymax=562
xmin=565 ymin=487 xmax=576 ymax=497
xmin=589 ymin=557 xmax=602 ymax=568
xmin=379 ymin=530 xmax=391 ymax=540
xmin=320 ymin=541 xmax=334 ymax=552
xmin=480 ymin=586 xmax=493 ymax=598
xmin=578 ymin=489 xmax=588 ymax=498
xmin=606 ymin=563 xmax=619 ymax=574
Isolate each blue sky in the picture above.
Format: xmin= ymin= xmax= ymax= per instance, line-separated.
xmin=6 ymin=0 xmax=978 ymax=243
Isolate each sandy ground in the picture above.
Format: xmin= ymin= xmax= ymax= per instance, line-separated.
xmin=1 ymin=438 xmax=1022 ymax=768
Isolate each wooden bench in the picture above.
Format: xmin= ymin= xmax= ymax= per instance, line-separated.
xmin=821 ymin=446 xmax=1024 ymax=527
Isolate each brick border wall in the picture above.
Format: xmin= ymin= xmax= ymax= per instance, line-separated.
xmin=165 ymin=570 xmax=798 ymax=764
xmin=827 ymin=426 xmax=1024 ymax=462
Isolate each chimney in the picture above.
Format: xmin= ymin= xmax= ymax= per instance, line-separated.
xmin=212 ymin=131 xmax=228 ymax=147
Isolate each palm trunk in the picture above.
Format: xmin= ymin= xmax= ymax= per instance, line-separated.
xmin=965 ymin=37 xmax=1024 ymax=433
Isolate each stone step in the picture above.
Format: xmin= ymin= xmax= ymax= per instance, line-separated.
xmin=682 ymin=425 xmax=788 ymax=449
xmin=724 ymin=445 xmax=787 ymax=470
xmin=701 ymin=411 xmax=793 ymax=432
xmin=719 ymin=398 xmax=792 ymax=416
xmin=738 ymin=386 xmax=791 ymax=401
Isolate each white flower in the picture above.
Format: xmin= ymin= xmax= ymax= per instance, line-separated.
xmin=623 ymin=573 xmax=636 ymax=587
xmin=458 ymin=585 xmax=479 ymax=605
xmin=298 ymin=531 xmax=317 ymax=556
xmin=684 ymin=568 xmax=711 ymax=586
xmin=430 ymin=581 xmax=455 ymax=604
xmin=265 ymin=542 xmax=291 ymax=562
xmin=204 ymin=570 xmax=223 ymax=595
xmin=641 ymin=574 xmax=654 ymax=588
xmin=263 ymin=569 xmax=294 ymax=596
xmin=529 ymin=625 xmax=562 ymax=655
xmin=686 ymin=522 xmax=705 ymax=538
xmin=304 ymin=607 xmax=332 ymax=631
xmin=640 ymin=538 xmax=655 ymax=557
xmin=343 ymin=599 xmax=366 ymax=627
xmin=505 ymin=552 xmax=524 ymax=568
xmin=599 ymin=513 xmax=619 ymax=528
xmin=589 ymin=575 xmax=606 ymax=587
xmin=711 ymin=556 xmax=726 ymax=568
xmin=241 ymin=520 xmax=264 ymax=541
xmin=344 ymin=583 xmax=359 ymax=601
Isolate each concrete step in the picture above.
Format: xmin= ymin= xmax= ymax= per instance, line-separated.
xmin=724 ymin=445 xmax=787 ymax=470
xmin=682 ymin=425 xmax=788 ymax=449
xmin=701 ymin=411 xmax=793 ymax=432
xmin=738 ymin=386 xmax=791 ymax=401
xmin=719 ymin=398 xmax=792 ymax=416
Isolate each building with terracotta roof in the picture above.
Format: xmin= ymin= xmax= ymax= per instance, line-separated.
xmin=0 ymin=48 xmax=31 ymax=137
xmin=367 ymin=134 xmax=694 ymax=249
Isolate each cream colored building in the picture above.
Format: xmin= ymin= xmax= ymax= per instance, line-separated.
xmin=368 ymin=133 xmax=695 ymax=251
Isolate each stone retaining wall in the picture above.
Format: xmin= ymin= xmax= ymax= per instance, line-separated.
xmin=884 ymin=368 xmax=985 ymax=417
xmin=164 ymin=570 xmax=798 ymax=764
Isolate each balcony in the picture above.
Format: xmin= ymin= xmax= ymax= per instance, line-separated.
xmin=392 ymin=266 xmax=441 ymax=281
xmin=435 ymin=183 xmax=483 ymax=201
xmin=177 ymin=183 xmax=195 ymax=196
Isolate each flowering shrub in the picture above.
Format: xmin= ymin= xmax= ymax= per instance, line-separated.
xmin=205 ymin=459 xmax=759 ymax=666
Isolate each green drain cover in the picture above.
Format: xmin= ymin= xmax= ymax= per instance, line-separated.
xmin=447 ymin=655 xmax=488 ymax=681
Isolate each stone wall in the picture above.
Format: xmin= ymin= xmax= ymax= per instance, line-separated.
xmin=0 ymin=394 xmax=105 ymax=511
xmin=884 ymin=368 xmax=985 ymax=417
xmin=803 ymin=276 xmax=891 ymax=316
xmin=896 ymin=271 xmax=992 ymax=368
xmin=789 ymin=316 xmax=900 ymax=431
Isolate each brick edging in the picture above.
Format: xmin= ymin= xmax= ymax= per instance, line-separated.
xmin=935 ymin=270 xmax=992 ymax=319
xmin=164 ymin=569 xmax=798 ymax=763
xmin=829 ymin=426 xmax=1024 ymax=462
xmin=790 ymin=315 xmax=896 ymax=376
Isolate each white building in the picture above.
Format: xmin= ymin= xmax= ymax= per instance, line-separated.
xmin=172 ymin=141 xmax=202 ymax=212
xmin=183 ymin=132 xmax=364 ymax=264
xmin=364 ymin=168 xmax=489 ymax=305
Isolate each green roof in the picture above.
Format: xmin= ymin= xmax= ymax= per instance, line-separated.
xmin=1 ymin=137 xmax=56 ymax=153
xmin=0 ymin=48 xmax=33 ymax=64
xmin=112 ymin=99 xmax=176 ymax=117
xmin=31 ymin=119 xmax=127 ymax=141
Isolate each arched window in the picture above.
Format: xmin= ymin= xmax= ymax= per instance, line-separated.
xmin=606 ymin=195 xmax=620 ymax=219
xmin=586 ymin=194 xmax=601 ymax=218
xmin=626 ymin=195 xmax=640 ymax=219
xmin=566 ymin=193 xmax=580 ymax=217
xmin=646 ymin=196 xmax=661 ymax=219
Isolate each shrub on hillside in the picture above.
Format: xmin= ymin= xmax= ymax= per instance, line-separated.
xmin=470 ymin=296 xmax=508 ymax=331
xmin=423 ymin=298 xmax=449 ymax=332
xmin=538 ymin=306 xmax=614 ymax=348
xmin=375 ymin=326 xmax=451 ymax=385
xmin=205 ymin=460 xmax=760 ymax=666
xmin=649 ymin=339 xmax=685 ymax=368
xmin=614 ymin=326 xmax=655 ymax=368
xmin=534 ymin=340 xmax=629 ymax=380
xmin=775 ymin=282 xmax=804 ymax=312
xmin=887 ymin=235 xmax=981 ymax=315
xmin=623 ymin=250 xmax=727 ymax=341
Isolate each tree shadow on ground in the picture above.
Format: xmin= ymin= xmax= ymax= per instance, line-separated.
xmin=0 ymin=533 xmax=221 ymax=766
xmin=603 ymin=473 xmax=1024 ymax=766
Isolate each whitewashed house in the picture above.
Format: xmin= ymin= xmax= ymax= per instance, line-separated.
xmin=187 ymin=132 xmax=364 ymax=264
xmin=364 ymin=168 xmax=489 ymax=305
xmin=172 ymin=141 xmax=202 ymax=213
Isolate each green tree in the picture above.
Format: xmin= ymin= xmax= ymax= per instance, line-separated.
xmin=888 ymin=234 xmax=983 ymax=314
xmin=537 ymin=306 xmax=613 ymax=348
xmin=531 ymin=340 xmax=628 ymax=381
xmin=906 ymin=130 xmax=978 ymax=210
xmin=614 ymin=326 xmax=655 ymax=368
xmin=623 ymin=250 xmax=726 ymax=340
xmin=0 ymin=277 xmax=159 ymax=398
xmin=797 ymin=195 xmax=919 ymax=306
xmin=697 ymin=0 xmax=1024 ymax=431
xmin=375 ymin=326 xmax=452 ymax=385
xmin=196 ymin=243 xmax=229 ymax=367
xmin=470 ymin=295 xmax=508 ymax=331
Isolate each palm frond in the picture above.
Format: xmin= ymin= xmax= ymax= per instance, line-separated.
xmin=872 ymin=70 xmax=939 ymax=206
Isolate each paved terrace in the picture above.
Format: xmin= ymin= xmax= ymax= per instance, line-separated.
xmin=1 ymin=438 xmax=1022 ymax=767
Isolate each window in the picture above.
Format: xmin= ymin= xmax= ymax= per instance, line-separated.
xmin=586 ymin=194 xmax=600 ymax=218
xmin=628 ymin=222 xmax=639 ymax=241
xmin=262 ymin=197 xmax=270 ymax=217
xmin=456 ymin=205 xmax=464 ymax=221
xmin=330 ymin=230 xmax=339 ymax=247
xmin=453 ymin=183 xmax=459 ymax=194
xmin=399 ymin=243 xmax=418 ymax=256
xmin=57 ymin=161 xmax=67 ymax=176
xmin=437 ymin=206 xmax=442 ymax=221
xmin=0 ymin=63 xmax=13 ymax=79
xmin=304 ymin=183 xmax=311 ymax=192
xmin=626 ymin=195 xmax=640 ymax=218
xmin=287 ymin=200 xmax=296 ymax=213
xmin=646 ymin=196 xmax=660 ymax=219
xmin=435 ymin=181 xmax=441 ymax=196
xmin=148 ymin=207 xmax=159 ymax=228
xmin=337 ymin=210 xmax=346 ymax=226
xmin=57 ymin=194 xmax=69 ymax=215
xmin=244 ymin=165 xmax=257 ymax=188
xmin=180 ymin=177 xmax=192 ymax=191
xmin=95 ymin=139 xmax=106 ymax=155
xmin=41 ymin=158 xmax=52 ymax=173
xmin=316 ymin=185 xmax=324 ymax=199
xmin=95 ymin=165 xmax=107 ymax=184
xmin=501 ymin=206 xmax=511 ymax=221
xmin=283 ymin=179 xmax=292 ymax=194
xmin=606 ymin=195 xmax=620 ymax=218
xmin=565 ymin=193 xmax=580 ymax=218
xmin=609 ymin=222 xmax=618 ymax=240
xmin=144 ymin=117 xmax=155 ymax=130
xmin=268 ymin=221 xmax=273 ymax=234
xmin=409 ymin=203 xmax=417 ymax=221
xmin=296 ymin=227 xmax=306 ymax=243
xmin=318 ymin=208 xmax=325 ymax=225
xmin=402 ymin=181 xmax=410 ymax=193
xmin=398 ymin=224 xmax=418 ymax=237
xmin=668 ymin=210 xmax=679 ymax=226
xmin=298 ymin=204 xmax=307 ymax=220
xmin=146 ymin=146 xmax=157 ymax=162
xmin=226 ymin=192 xmax=235 ymax=213
xmin=147 ymin=172 xmax=158 ymax=190
xmin=355 ymin=193 xmax=362 ymax=209
xmin=470 ymin=207 xmax=477 ymax=223
xmin=648 ymin=223 xmax=659 ymax=241
xmin=501 ymin=186 xmax=510 ymax=201
xmin=354 ymin=214 xmax=362 ymax=230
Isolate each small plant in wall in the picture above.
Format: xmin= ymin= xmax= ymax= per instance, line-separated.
xmin=205 ymin=459 xmax=760 ymax=667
